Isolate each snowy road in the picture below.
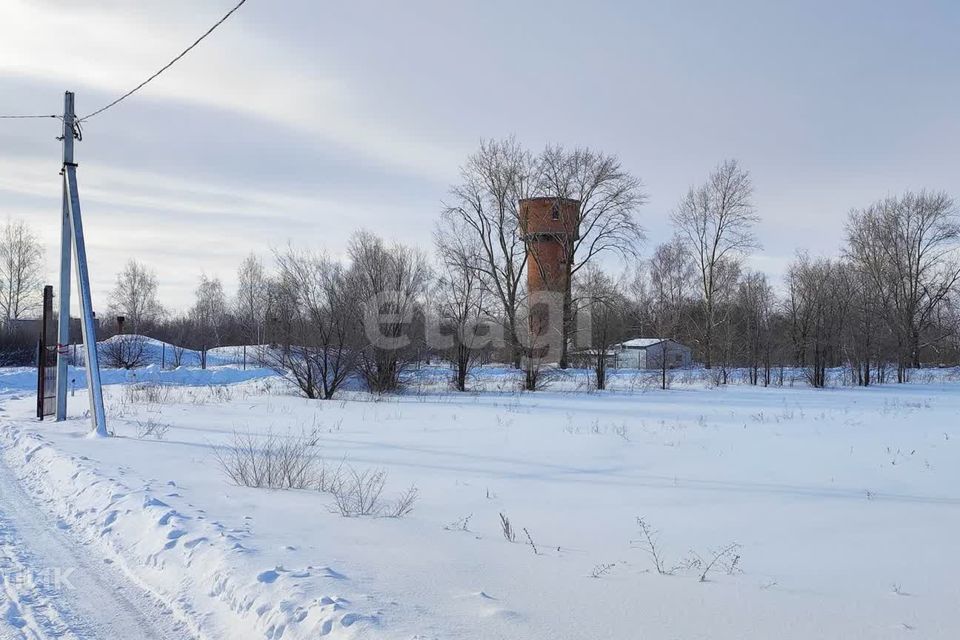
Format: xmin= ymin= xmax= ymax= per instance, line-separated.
xmin=0 ymin=453 xmax=192 ymax=640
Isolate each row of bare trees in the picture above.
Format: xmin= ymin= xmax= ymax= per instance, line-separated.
xmin=101 ymin=259 xmax=229 ymax=369
xmin=624 ymin=187 xmax=959 ymax=389
xmin=3 ymin=140 xmax=958 ymax=393
xmin=267 ymin=231 xmax=429 ymax=396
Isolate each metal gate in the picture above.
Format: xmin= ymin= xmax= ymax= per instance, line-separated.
xmin=36 ymin=285 xmax=56 ymax=419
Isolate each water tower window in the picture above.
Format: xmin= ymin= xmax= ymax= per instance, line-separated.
xmin=551 ymin=205 xmax=560 ymax=220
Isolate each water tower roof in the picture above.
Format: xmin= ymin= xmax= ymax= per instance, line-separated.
xmin=519 ymin=197 xmax=580 ymax=239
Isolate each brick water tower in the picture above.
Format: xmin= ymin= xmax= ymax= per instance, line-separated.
xmin=519 ymin=197 xmax=580 ymax=342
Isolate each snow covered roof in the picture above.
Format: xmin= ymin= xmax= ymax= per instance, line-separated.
xmin=619 ymin=338 xmax=668 ymax=349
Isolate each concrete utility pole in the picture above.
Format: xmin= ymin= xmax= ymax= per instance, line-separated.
xmin=55 ymin=97 xmax=73 ymax=421
xmin=55 ymin=91 xmax=108 ymax=436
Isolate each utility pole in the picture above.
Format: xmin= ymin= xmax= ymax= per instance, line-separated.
xmin=55 ymin=96 xmax=73 ymax=422
xmin=55 ymin=91 xmax=108 ymax=436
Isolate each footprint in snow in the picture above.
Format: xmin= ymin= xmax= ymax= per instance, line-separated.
xmin=315 ymin=566 xmax=347 ymax=580
xmin=257 ymin=569 xmax=280 ymax=584
xmin=158 ymin=510 xmax=190 ymax=525
xmin=184 ymin=537 xmax=209 ymax=549
xmin=3 ymin=601 xmax=26 ymax=629
xmin=163 ymin=529 xmax=187 ymax=550
xmin=341 ymin=613 xmax=378 ymax=628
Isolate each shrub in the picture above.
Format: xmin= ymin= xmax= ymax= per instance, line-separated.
xmin=136 ymin=419 xmax=169 ymax=440
xmin=214 ymin=429 xmax=318 ymax=490
xmin=329 ymin=467 xmax=387 ymax=516
xmin=327 ymin=467 xmax=419 ymax=518
xmin=123 ymin=383 xmax=181 ymax=405
xmin=102 ymin=334 xmax=148 ymax=369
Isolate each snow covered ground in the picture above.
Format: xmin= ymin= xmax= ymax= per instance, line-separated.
xmin=1 ymin=366 xmax=959 ymax=639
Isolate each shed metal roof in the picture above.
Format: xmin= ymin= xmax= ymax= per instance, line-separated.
xmin=619 ymin=338 xmax=668 ymax=349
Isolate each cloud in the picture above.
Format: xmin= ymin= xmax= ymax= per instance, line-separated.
xmin=0 ymin=155 xmax=432 ymax=310
xmin=0 ymin=0 xmax=460 ymax=180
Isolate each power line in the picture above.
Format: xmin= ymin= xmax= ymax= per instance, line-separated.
xmin=80 ymin=0 xmax=250 ymax=122
xmin=0 ymin=114 xmax=58 ymax=119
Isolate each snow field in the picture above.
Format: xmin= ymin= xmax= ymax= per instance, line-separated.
xmin=2 ymin=372 xmax=960 ymax=638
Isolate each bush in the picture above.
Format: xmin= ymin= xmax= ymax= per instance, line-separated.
xmin=123 ymin=382 xmax=180 ymax=405
xmin=214 ymin=431 xmax=418 ymax=517
xmin=135 ymin=419 xmax=170 ymax=440
xmin=329 ymin=467 xmax=386 ymax=516
xmin=214 ymin=429 xmax=319 ymax=490
xmin=102 ymin=334 xmax=148 ymax=369
xmin=327 ymin=466 xmax=418 ymax=518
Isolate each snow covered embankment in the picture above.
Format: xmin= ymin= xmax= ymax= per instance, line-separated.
xmin=0 ymin=425 xmax=380 ymax=640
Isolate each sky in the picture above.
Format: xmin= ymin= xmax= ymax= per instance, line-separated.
xmin=1 ymin=0 xmax=958 ymax=312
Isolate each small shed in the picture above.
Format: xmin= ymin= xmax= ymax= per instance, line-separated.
xmin=614 ymin=338 xmax=692 ymax=370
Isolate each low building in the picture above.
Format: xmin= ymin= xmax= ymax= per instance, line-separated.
xmin=569 ymin=347 xmax=619 ymax=370
xmin=614 ymin=338 xmax=692 ymax=370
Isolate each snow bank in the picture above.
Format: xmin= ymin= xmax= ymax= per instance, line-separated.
xmin=0 ymin=363 xmax=276 ymax=393
xmin=0 ymin=425 xmax=381 ymax=639
xmin=59 ymin=335 xmax=268 ymax=369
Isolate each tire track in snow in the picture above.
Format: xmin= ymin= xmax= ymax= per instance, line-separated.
xmin=1 ymin=508 xmax=77 ymax=640
xmin=0 ymin=452 xmax=193 ymax=640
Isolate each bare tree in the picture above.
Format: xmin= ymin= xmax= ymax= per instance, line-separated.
xmin=108 ymin=259 xmax=163 ymax=333
xmin=189 ymin=274 xmax=228 ymax=369
xmin=843 ymin=264 xmax=889 ymax=386
xmin=167 ymin=317 xmax=190 ymax=368
xmin=234 ymin=253 xmax=268 ymax=353
xmin=348 ymin=230 xmax=429 ymax=393
xmin=649 ymin=237 xmax=694 ymax=388
xmin=0 ymin=219 xmax=44 ymax=322
xmin=709 ymin=258 xmax=744 ymax=383
xmin=438 ymin=137 xmax=536 ymax=368
xmin=625 ymin=264 xmax=655 ymax=338
xmin=672 ymin=159 xmax=759 ymax=368
xmin=736 ymin=271 xmax=775 ymax=386
xmin=537 ymin=145 xmax=646 ymax=367
xmin=940 ymin=294 xmax=960 ymax=365
xmin=270 ymin=247 xmax=362 ymax=399
xmin=784 ymin=259 xmax=812 ymax=369
xmin=574 ymin=265 xmax=629 ymax=390
xmin=433 ymin=246 xmax=490 ymax=391
xmin=846 ymin=190 xmax=960 ymax=379
xmin=785 ymin=254 xmax=850 ymax=388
